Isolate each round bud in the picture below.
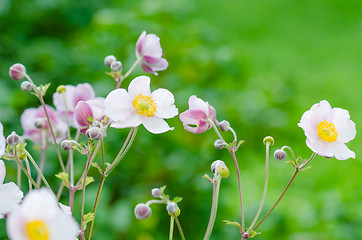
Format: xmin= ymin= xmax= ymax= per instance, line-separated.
xmin=263 ymin=136 xmax=274 ymax=146
xmin=110 ymin=61 xmax=122 ymax=72
xmin=214 ymin=139 xmax=224 ymax=150
xmin=134 ymin=203 xmax=152 ymax=220
xmin=92 ymin=120 xmax=103 ymax=128
xmin=274 ymin=149 xmax=286 ymax=161
xmin=9 ymin=63 xmax=26 ymax=81
xmin=168 ymin=207 xmax=181 ymax=217
xmin=219 ymin=120 xmax=230 ymax=132
xmin=151 ymin=188 xmax=161 ymax=198
xmin=21 ymin=81 xmax=32 ymax=92
xmin=104 ymin=55 xmax=117 ymax=67
xmin=57 ymin=85 xmax=66 ymax=94
xmin=34 ymin=118 xmax=47 ymax=129
xmin=218 ymin=165 xmax=230 ymax=178
xmin=61 ymin=140 xmax=72 ymax=151
xmin=166 ymin=202 xmax=178 ymax=214
xmin=211 ymin=160 xmax=226 ymax=174
xmin=86 ymin=127 xmax=102 ymax=140
xmin=7 ymin=132 xmax=20 ymax=146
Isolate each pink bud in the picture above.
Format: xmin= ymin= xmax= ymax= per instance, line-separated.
xmin=134 ymin=203 xmax=152 ymax=220
xmin=274 ymin=149 xmax=286 ymax=161
xmin=151 ymin=188 xmax=161 ymax=198
xmin=9 ymin=63 xmax=26 ymax=81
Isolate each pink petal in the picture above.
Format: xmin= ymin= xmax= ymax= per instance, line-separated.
xmin=0 ymin=123 xmax=5 ymax=157
xmin=142 ymin=33 xmax=163 ymax=58
xmin=136 ymin=31 xmax=147 ymax=57
xmin=140 ymin=62 xmax=156 ymax=75
xmin=179 ymin=109 xmax=207 ymax=125
xmin=73 ymin=83 xmax=95 ymax=108
xmin=144 ymin=57 xmax=168 ymax=72
xmin=74 ymin=101 xmax=93 ymax=127
xmin=183 ymin=119 xmax=209 ymax=134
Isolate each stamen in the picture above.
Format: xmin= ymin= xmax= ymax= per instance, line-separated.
xmin=133 ymin=94 xmax=157 ymax=117
xmin=26 ymin=220 xmax=49 ymax=240
xmin=317 ymin=120 xmax=338 ymax=143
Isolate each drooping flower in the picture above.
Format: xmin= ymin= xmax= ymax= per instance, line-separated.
xmin=105 ymin=76 xmax=178 ymax=134
xmin=0 ymin=160 xmax=24 ymax=219
xmin=298 ymin=100 xmax=356 ymax=160
xmin=0 ymin=122 xmax=5 ymax=156
xmin=179 ymin=95 xmax=217 ymax=134
xmin=21 ymin=105 xmax=67 ymax=144
xmin=6 ymin=188 xmax=79 ymax=240
xmin=136 ymin=31 xmax=168 ymax=76
xmin=74 ymin=98 xmax=108 ymax=135
xmin=53 ymin=83 xmax=95 ymax=127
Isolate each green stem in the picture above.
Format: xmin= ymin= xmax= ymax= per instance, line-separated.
xmin=25 ymin=158 xmax=33 ymax=190
xmin=14 ymin=157 xmax=38 ymax=189
xmin=203 ymin=176 xmax=221 ymax=240
xmin=80 ymin=152 xmax=92 ymax=233
xmin=25 ymin=150 xmax=52 ymax=191
xmin=169 ymin=215 xmax=175 ymax=240
xmin=174 ymin=214 xmax=185 ymax=240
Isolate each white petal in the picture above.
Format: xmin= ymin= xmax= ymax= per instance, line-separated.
xmin=188 ymin=95 xmax=208 ymax=113
xmin=0 ymin=182 xmax=23 ymax=218
xmin=105 ymin=89 xmax=133 ymax=122
xmin=328 ymin=108 xmax=356 ymax=143
xmin=110 ymin=112 xmax=142 ymax=129
xmin=142 ymin=34 xmax=163 ymax=58
xmin=331 ymin=142 xmax=355 ymax=160
xmin=0 ymin=160 xmax=5 ymax=184
xmin=140 ymin=117 xmax=173 ymax=134
xmin=0 ymin=122 xmax=5 ymax=157
xmin=152 ymin=89 xmax=178 ymax=119
xmin=306 ymin=138 xmax=334 ymax=158
xmin=49 ymin=212 xmax=80 ymax=240
xmin=53 ymin=85 xmax=75 ymax=112
xmin=128 ymin=76 xmax=151 ymax=98
xmin=309 ymin=100 xmax=332 ymax=126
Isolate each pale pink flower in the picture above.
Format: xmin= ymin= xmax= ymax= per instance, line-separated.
xmin=6 ymin=188 xmax=79 ymax=240
xmin=53 ymin=83 xmax=95 ymax=127
xmin=21 ymin=105 xmax=67 ymax=144
xmin=136 ymin=31 xmax=168 ymax=76
xmin=74 ymin=98 xmax=108 ymax=134
xmin=105 ymin=76 xmax=178 ymax=134
xmin=179 ymin=95 xmax=217 ymax=134
xmin=0 ymin=160 xmax=24 ymax=219
xmin=298 ymin=100 xmax=356 ymax=160
xmin=0 ymin=122 xmax=5 ymax=156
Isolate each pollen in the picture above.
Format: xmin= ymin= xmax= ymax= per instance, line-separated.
xmin=317 ymin=120 xmax=338 ymax=143
xmin=26 ymin=220 xmax=49 ymax=240
xmin=133 ymin=94 xmax=157 ymax=117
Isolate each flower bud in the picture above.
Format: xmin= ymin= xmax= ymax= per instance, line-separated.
xmin=134 ymin=203 xmax=152 ymax=220
xmin=7 ymin=132 xmax=20 ymax=146
xmin=214 ymin=139 xmax=224 ymax=150
xmin=110 ymin=61 xmax=122 ymax=72
xmin=219 ymin=120 xmax=230 ymax=132
xmin=151 ymin=188 xmax=161 ymax=198
xmin=218 ymin=165 xmax=230 ymax=178
xmin=211 ymin=160 xmax=226 ymax=174
xmin=61 ymin=140 xmax=72 ymax=151
xmin=168 ymin=207 xmax=181 ymax=217
xmin=274 ymin=149 xmax=286 ymax=161
xmin=263 ymin=136 xmax=274 ymax=146
xmin=166 ymin=202 xmax=178 ymax=214
xmin=86 ymin=127 xmax=102 ymax=140
xmin=34 ymin=118 xmax=47 ymax=129
xmin=21 ymin=81 xmax=32 ymax=92
xmin=9 ymin=63 xmax=26 ymax=81
xmin=104 ymin=55 xmax=117 ymax=67
xmin=92 ymin=120 xmax=103 ymax=128
xmin=57 ymin=85 xmax=66 ymax=94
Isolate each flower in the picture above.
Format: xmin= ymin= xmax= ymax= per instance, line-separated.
xmin=21 ymin=105 xmax=67 ymax=144
xmin=179 ymin=95 xmax=217 ymax=134
xmin=53 ymin=83 xmax=95 ymax=127
xmin=298 ymin=100 xmax=356 ymax=160
xmin=74 ymin=98 xmax=108 ymax=135
xmin=6 ymin=188 xmax=79 ymax=240
xmin=105 ymin=76 xmax=178 ymax=134
xmin=136 ymin=31 xmax=168 ymax=76
xmin=0 ymin=160 xmax=24 ymax=219
xmin=0 ymin=122 xmax=5 ymax=157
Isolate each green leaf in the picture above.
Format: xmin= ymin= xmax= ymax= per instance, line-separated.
xmin=237 ymin=140 xmax=246 ymax=149
xmin=246 ymin=228 xmax=260 ymax=238
xmin=55 ymin=172 xmax=70 ymax=187
xmin=172 ymin=197 xmax=183 ymax=203
xmin=223 ymin=220 xmax=242 ymax=232
xmin=82 ymin=212 xmax=95 ymax=230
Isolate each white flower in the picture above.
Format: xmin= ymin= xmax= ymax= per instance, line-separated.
xmin=0 ymin=160 xmax=23 ymax=219
xmin=6 ymin=188 xmax=79 ymax=240
xmin=105 ymin=76 xmax=178 ymax=134
xmin=0 ymin=122 xmax=5 ymax=156
xmin=298 ymin=100 xmax=356 ymax=160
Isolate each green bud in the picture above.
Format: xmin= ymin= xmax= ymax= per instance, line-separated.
xmin=263 ymin=136 xmax=274 ymax=146
xmin=57 ymin=85 xmax=66 ymax=94
xmin=218 ymin=166 xmax=229 ymax=178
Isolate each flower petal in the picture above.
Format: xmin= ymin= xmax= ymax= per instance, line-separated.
xmin=0 ymin=182 xmax=23 ymax=218
xmin=72 ymin=83 xmax=95 ymax=108
xmin=328 ymin=108 xmax=356 ymax=143
xmin=105 ymin=89 xmax=133 ymax=122
xmin=331 ymin=142 xmax=355 ymax=160
xmin=152 ymin=89 xmax=178 ymax=119
xmin=128 ymin=76 xmax=152 ymax=98
xmin=136 ymin=31 xmax=146 ymax=57
xmin=110 ymin=112 xmax=142 ymax=129
xmin=140 ymin=117 xmax=173 ymax=134
xmin=74 ymin=101 xmax=93 ymax=127
xmin=0 ymin=123 xmax=5 ymax=157
xmin=0 ymin=160 xmax=5 ymax=185
xmin=142 ymin=33 xmax=163 ymax=58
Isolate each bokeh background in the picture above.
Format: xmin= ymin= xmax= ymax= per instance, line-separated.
xmin=1 ymin=0 xmax=362 ymax=239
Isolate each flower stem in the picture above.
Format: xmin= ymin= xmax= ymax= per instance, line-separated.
xmin=25 ymin=158 xmax=33 ymax=190
xmin=15 ymin=157 xmax=38 ymax=189
xmin=80 ymin=152 xmax=92 ymax=233
xmin=249 ymin=142 xmax=271 ymax=230
xmin=37 ymin=147 xmax=47 ymax=186
xmin=203 ymin=175 xmax=222 ymax=240
xmin=25 ymin=150 xmax=52 ymax=191
xmin=121 ymin=58 xmax=142 ymax=81
xmin=174 ymin=214 xmax=185 ymax=240
xmin=169 ymin=215 xmax=175 ymax=240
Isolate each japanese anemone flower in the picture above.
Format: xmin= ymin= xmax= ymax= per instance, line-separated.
xmin=105 ymin=76 xmax=178 ymax=134
xmin=298 ymin=100 xmax=356 ymax=160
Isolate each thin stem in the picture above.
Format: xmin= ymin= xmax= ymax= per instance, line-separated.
xmin=228 ymin=126 xmax=238 ymax=144
xmin=281 ymin=146 xmax=297 ymax=162
xmin=100 ymin=138 xmax=105 ymax=170
xmin=174 ymin=214 xmax=185 ymax=240
xmin=299 ymin=152 xmax=317 ymax=170
xmin=120 ymin=58 xmax=142 ymax=82
xmin=146 ymin=199 xmax=167 ymax=205
xmin=37 ymin=147 xmax=47 ymax=186
xmin=210 ymin=121 xmax=226 ymax=143
xmin=25 ymin=158 xmax=33 ymax=190
xmin=80 ymin=152 xmax=92 ymax=233
xmin=230 ymin=150 xmax=245 ymax=232
xmin=69 ymin=187 xmax=76 ymax=213
xmin=17 ymin=164 xmax=21 ymax=188
xmin=249 ymin=142 xmax=271 ymax=230
xmin=112 ymin=128 xmax=134 ymax=164
xmin=203 ymin=176 xmax=221 ymax=240
xmin=14 ymin=157 xmax=38 ymax=189
xmin=25 ymin=150 xmax=52 ymax=191
xmin=170 ymin=215 xmax=175 ymax=240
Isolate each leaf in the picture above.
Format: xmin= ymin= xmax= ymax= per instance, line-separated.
xmin=82 ymin=212 xmax=95 ymax=230
xmin=237 ymin=140 xmax=246 ymax=149
xmin=55 ymin=172 xmax=70 ymax=187
xmin=246 ymin=228 xmax=260 ymax=238
xmin=223 ymin=220 xmax=242 ymax=232
xmin=77 ymin=176 xmax=95 ymax=189
xmin=172 ymin=197 xmax=183 ymax=203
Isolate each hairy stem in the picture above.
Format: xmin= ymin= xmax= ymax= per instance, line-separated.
xmin=203 ymin=176 xmax=221 ymax=240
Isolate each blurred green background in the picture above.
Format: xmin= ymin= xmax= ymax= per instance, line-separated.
xmin=1 ymin=0 xmax=362 ymax=239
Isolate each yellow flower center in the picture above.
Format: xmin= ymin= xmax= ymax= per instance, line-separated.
xmin=26 ymin=220 xmax=49 ymax=240
xmin=317 ymin=120 xmax=338 ymax=143
xmin=133 ymin=94 xmax=157 ymax=117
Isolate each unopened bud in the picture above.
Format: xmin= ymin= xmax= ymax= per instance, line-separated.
xmin=274 ymin=149 xmax=286 ymax=161
xmin=34 ymin=118 xmax=47 ymax=129
xmin=86 ymin=127 xmax=102 ymax=140
xmin=168 ymin=207 xmax=181 ymax=217
xmin=92 ymin=120 xmax=103 ymax=128
xmin=9 ymin=63 xmax=26 ymax=81
xmin=263 ymin=136 xmax=274 ymax=146
xmin=151 ymin=188 xmax=161 ymax=198
xmin=134 ymin=203 xmax=152 ymax=220
xmin=214 ymin=139 xmax=224 ymax=150
xmin=57 ymin=85 xmax=66 ymax=94
xmin=7 ymin=132 xmax=20 ymax=146
xmin=211 ymin=160 xmax=226 ymax=174
xmin=61 ymin=140 xmax=72 ymax=151
xmin=110 ymin=61 xmax=122 ymax=72
xmin=218 ymin=165 xmax=230 ymax=178
xmin=104 ymin=55 xmax=117 ymax=67
xmin=219 ymin=120 xmax=230 ymax=132
xmin=21 ymin=81 xmax=32 ymax=92
xmin=166 ymin=202 xmax=178 ymax=214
